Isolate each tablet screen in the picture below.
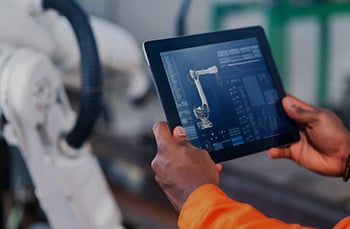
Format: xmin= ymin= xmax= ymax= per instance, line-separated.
xmin=160 ymin=38 xmax=293 ymax=152
xmin=144 ymin=26 xmax=299 ymax=162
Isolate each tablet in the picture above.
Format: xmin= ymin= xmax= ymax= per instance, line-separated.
xmin=143 ymin=26 xmax=300 ymax=163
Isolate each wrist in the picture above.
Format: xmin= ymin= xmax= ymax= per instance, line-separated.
xmin=342 ymin=132 xmax=350 ymax=181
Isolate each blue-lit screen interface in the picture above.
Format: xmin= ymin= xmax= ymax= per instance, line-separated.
xmin=160 ymin=37 xmax=292 ymax=153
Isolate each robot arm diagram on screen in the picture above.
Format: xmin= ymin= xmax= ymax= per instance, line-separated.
xmin=0 ymin=0 xmax=138 ymax=228
xmin=189 ymin=66 xmax=221 ymax=130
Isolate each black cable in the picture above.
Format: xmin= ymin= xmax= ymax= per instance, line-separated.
xmin=176 ymin=0 xmax=192 ymax=36
xmin=42 ymin=0 xmax=102 ymax=148
xmin=0 ymin=139 xmax=10 ymax=229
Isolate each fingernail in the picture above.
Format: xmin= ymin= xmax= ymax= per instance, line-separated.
xmin=175 ymin=126 xmax=186 ymax=137
xmin=284 ymin=97 xmax=295 ymax=109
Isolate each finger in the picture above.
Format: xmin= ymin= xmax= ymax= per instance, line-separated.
xmin=173 ymin=126 xmax=187 ymax=138
xmin=284 ymin=94 xmax=316 ymax=111
xmin=267 ymin=148 xmax=281 ymax=158
xmin=216 ymin=163 xmax=223 ymax=173
xmin=282 ymin=96 xmax=318 ymax=124
xmin=153 ymin=121 xmax=175 ymax=151
xmin=151 ymin=155 xmax=159 ymax=172
xmin=267 ymin=147 xmax=291 ymax=159
xmin=173 ymin=126 xmax=190 ymax=143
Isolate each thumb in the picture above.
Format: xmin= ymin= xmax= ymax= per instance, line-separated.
xmin=282 ymin=96 xmax=317 ymax=124
xmin=173 ymin=126 xmax=190 ymax=142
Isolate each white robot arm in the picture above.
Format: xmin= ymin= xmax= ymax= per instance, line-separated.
xmin=0 ymin=46 xmax=123 ymax=229
xmin=0 ymin=0 xmax=149 ymax=101
xmin=0 ymin=0 xmax=126 ymax=228
xmin=189 ymin=66 xmax=220 ymax=130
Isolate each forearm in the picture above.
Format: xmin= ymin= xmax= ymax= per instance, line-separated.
xmin=178 ymin=184 xmax=313 ymax=229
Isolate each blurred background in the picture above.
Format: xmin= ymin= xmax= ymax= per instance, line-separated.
xmin=3 ymin=0 xmax=350 ymax=228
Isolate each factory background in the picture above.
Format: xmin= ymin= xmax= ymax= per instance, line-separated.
xmin=2 ymin=1 xmax=350 ymax=228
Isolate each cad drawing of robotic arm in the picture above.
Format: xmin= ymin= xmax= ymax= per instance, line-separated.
xmin=189 ymin=66 xmax=221 ymax=130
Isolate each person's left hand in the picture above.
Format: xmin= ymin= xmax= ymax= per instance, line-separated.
xmin=151 ymin=121 xmax=222 ymax=211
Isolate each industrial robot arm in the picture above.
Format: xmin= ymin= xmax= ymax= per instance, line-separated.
xmin=0 ymin=0 xmax=125 ymax=228
xmin=0 ymin=46 xmax=123 ymax=229
xmin=189 ymin=66 xmax=221 ymax=130
xmin=0 ymin=0 xmax=149 ymax=102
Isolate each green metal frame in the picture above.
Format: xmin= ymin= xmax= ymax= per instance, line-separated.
xmin=212 ymin=1 xmax=350 ymax=105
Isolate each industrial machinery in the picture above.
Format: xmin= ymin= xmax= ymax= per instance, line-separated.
xmin=0 ymin=0 xmax=150 ymax=228
xmin=176 ymin=0 xmax=192 ymax=36
xmin=189 ymin=66 xmax=221 ymax=130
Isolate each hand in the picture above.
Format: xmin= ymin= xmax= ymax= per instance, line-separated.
xmin=151 ymin=121 xmax=222 ymax=211
xmin=268 ymin=95 xmax=350 ymax=176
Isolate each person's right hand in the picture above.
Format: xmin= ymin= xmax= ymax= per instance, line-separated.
xmin=268 ymin=95 xmax=350 ymax=177
xmin=151 ymin=122 xmax=221 ymax=211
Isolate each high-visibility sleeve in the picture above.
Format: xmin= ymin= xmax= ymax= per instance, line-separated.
xmin=334 ymin=216 xmax=350 ymax=229
xmin=178 ymin=184 xmax=349 ymax=229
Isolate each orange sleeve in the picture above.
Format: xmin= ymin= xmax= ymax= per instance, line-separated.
xmin=178 ymin=184 xmax=316 ymax=229
xmin=334 ymin=216 xmax=350 ymax=229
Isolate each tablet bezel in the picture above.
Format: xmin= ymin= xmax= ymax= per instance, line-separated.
xmin=143 ymin=26 xmax=300 ymax=163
